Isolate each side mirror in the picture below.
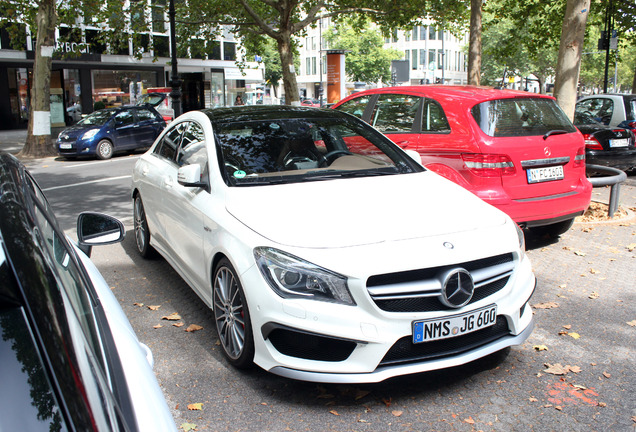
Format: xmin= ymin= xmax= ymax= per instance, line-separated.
xmin=77 ymin=212 xmax=125 ymax=256
xmin=404 ymin=149 xmax=423 ymax=165
xmin=177 ymin=164 xmax=207 ymax=188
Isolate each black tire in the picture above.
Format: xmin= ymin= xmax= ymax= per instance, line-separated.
xmin=530 ymin=218 xmax=574 ymax=238
xmin=96 ymin=139 xmax=113 ymax=160
xmin=133 ymin=194 xmax=156 ymax=258
xmin=213 ymin=258 xmax=254 ymax=369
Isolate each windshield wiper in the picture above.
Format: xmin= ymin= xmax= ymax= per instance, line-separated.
xmin=543 ymin=130 xmax=568 ymax=140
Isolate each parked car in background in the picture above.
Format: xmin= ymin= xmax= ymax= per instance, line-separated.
xmin=0 ymin=152 xmax=176 ymax=431
xmin=56 ymin=105 xmax=166 ymax=160
xmin=573 ymin=110 xmax=636 ymax=172
xmin=301 ymin=98 xmax=321 ymax=107
xmin=576 ymin=94 xmax=636 ymax=133
xmin=333 ymin=86 xmax=592 ymax=237
xmin=137 ymin=90 xmax=175 ymax=122
xmin=131 ymin=106 xmax=535 ymax=383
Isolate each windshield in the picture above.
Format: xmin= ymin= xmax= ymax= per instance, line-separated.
xmin=573 ymin=110 xmax=603 ymax=126
xmin=472 ymin=98 xmax=576 ymax=137
xmin=77 ymin=109 xmax=116 ymax=127
xmin=213 ymin=115 xmax=422 ymax=186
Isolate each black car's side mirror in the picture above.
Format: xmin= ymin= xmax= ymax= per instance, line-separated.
xmin=77 ymin=212 xmax=125 ymax=256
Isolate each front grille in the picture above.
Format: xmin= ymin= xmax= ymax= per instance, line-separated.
xmin=367 ymin=253 xmax=514 ymax=313
xmin=380 ymin=316 xmax=510 ymax=366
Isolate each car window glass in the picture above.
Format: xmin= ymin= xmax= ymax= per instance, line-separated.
xmin=335 ymin=96 xmax=370 ymax=119
xmin=371 ymin=94 xmax=420 ymax=133
xmin=0 ymin=307 xmax=70 ymax=431
xmin=114 ymin=110 xmax=134 ymax=127
xmin=213 ymin=116 xmax=420 ymax=185
xmin=422 ymin=98 xmax=450 ymax=133
xmin=78 ymin=109 xmax=115 ymax=126
xmin=136 ymin=108 xmax=157 ymax=122
xmin=155 ymin=121 xmax=187 ymax=161
xmin=471 ymin=98 xmax=576 ymax=137
xmin=628 ymin=99 xmax=636 ymax=119
xmin=177 ymin=122 xmax=209 ymax=178
xmin=31 ymin=203 xmax=105 ymax=369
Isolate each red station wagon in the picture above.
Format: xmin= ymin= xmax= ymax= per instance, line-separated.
xmin=333 ymin=86 xmax=592 ymax=236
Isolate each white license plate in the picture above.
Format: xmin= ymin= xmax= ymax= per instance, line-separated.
xmin=59 ymin=143 xmax=72 ymax=149
xmin=412 ymin=305 xmax=497 ymax=343
xmin=527 ymin=165 xmax=564 ymax=183
xmin=609 ymin=138 xmax=628 ymax=148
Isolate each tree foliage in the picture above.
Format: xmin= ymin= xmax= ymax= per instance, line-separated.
xmin=323 ymin=18 xmax=403 ymax=84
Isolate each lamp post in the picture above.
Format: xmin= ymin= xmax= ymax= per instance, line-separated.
xmin=168 ymin=0 xmax=182 ymax=116
xmin=318 ymin=15 xmax=323 ymax=107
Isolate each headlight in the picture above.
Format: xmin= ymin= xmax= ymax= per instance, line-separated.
xmin=515 ymin=223 xmax=526 ymax=258
xmin=81 ymin=129 xmax=99 ymax=140
xmin=254 ymin=247 xmax=355 ymax=305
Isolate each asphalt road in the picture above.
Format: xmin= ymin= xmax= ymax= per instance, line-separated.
xmin=13 ymin=151 xmax=636 ymax=432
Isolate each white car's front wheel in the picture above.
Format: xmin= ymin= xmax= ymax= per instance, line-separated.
xmin=213 ymin=258 xmax=254 ymax=369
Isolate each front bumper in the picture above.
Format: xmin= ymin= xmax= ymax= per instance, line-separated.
xmin=243 ymin=250 xmax=536 ymax=383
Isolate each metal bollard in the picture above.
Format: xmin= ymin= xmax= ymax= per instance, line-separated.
xmin=586 ymin=164 xmax=628 ymax=218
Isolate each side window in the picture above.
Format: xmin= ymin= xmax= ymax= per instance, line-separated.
xmin=371 ymin=94 xmax=420 ymax=133
xmin=177 ymin=122 xmax=208 ymax=175
xmin=336 ymin=96 xmax=370 ymax=119
xmin=596 ymin=99 xmax=614 ymax=125
xmin=114 ymin=110 xmax=134 ymax=127
xmin=136 ymin=109 xmax=157 ymax=122
xmin=154 ymin=122 xmax=187 ymax=161
xmin=422 ymin=98 xmax=450 ymax=133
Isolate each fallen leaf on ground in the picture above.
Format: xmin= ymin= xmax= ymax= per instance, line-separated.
xmin=133 ymin=302 xmax=144 ymax=307
xmin=186 ymin=324 xmax=203 ymax=332
xmin=627 ymin=243 xmax=636 ymax=252
xmin=590 ymin=268 xmax=600 ymax=274
xmin=558 ymin=284 xmax=567 ymax=289
xmin=602 ymin=372 xmax=611 ymax=378
xmin=329 ymin=410 xmax=339 ymax=416
xmin=180 ymin=423 xmax=197 ymax=431
xmin=187 ymin=403 xmax=203 ymax=411
xmin=562 ymin=246 xmax=574 ymax=251
xmin=568 ymin=332 xmax=581 ymax=339
xmin=355 ymin=389 xmax=371 ymax=400
xmin=574 ymin=251 xmax=587 ymax=256
xmin=589 ymin=292 xmax=600 ymax=299
xmin=172 ymin=322 xmax=184 ymax=327
xmin=563 ymin=324 xmax=572 ymax=329
xmin=153 ymin=324 xmax=163 ymax=329
xmin=392 ymin=410 xmax=403 ymax=417
xmin=598 ymin=402 xmax=607 ymax=407
xmin=533 ymin=345 xmax=548 ymax=351
xmin=529 ymin=397 xmax=538 ymax=402
xmin=464 ymin=417 xmax=475 ymax=424
xmin=627 ymin=320 xmax=636 ymax=327
xmin=533 ymin=302 xmax=559 ymax=309
xmin=382 ymin=397 xmax=392 ymax=407
xmin=162 ymin=312 xmax=182 ymax=320
xmin=147 ymin=305 xmax=161 ymax=310
xmin=544 ymin=363 xmax=579 ymax=375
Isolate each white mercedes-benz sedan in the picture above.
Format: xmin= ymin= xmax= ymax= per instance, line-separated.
xmin=131 ymin=106 xmax=536 ymax=383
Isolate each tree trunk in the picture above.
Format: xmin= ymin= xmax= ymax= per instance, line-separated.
xmin=467 ymin=0 xmax=482 ymax=86
xmin=19 ymin=0 xmax=57 ymax=158
xmin=277 ymin=34 xmax=300 ymax=105
xmin=553 ymin=0 xmax=590 ymax=120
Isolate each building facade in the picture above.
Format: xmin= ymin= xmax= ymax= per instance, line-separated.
xmin=296 ymin=19 xmax=469 ymax=103
xmin=0 ymin=7 xmax=264 ymax=130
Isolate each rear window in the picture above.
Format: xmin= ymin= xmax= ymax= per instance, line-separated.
xmin=472 ymin=98 xmax=576 ymax=137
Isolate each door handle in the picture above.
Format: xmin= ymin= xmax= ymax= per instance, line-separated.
xmin=163 ymin=176 xmax=173 ymax=189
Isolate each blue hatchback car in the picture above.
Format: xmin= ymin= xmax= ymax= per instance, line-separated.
xmin=56 ymin=105 xmax=166 ymax=159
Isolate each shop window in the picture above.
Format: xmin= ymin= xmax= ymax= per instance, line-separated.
xmin=207 ymin=41 xmax=221 ymax=60
xmin=133 ymin=34 xmax=150 ymax=54
xmin=0 ymin=24 xmax=27 ymax=51
xmin=191 ymin=39 xmax=205 ymax=59
xmin=223 ymin=42 xmax=236 ymax=61
xmin=86 ymin=29 xmax=107 ymax=54
xmin=154 ymin=36 xmax=169 ymax=57
xmin=151 ymin=0 xmax=167 ymax=32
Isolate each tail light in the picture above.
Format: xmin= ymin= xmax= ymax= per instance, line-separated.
xmin=574 ymin=147 xmax=586 ymax=168
xmin=583 ymin=134 xmax=603 ymax=150
xmin=625 ymin=120 xmax=636 ymax=131
xmin=461 ymin=153 xmax=516 ymax=177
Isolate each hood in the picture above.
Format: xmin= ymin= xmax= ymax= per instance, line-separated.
xmin=225 ymin=171 xmax=507 ymax=248
xmin=58 ymin=125 xmax=101 ymax=139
